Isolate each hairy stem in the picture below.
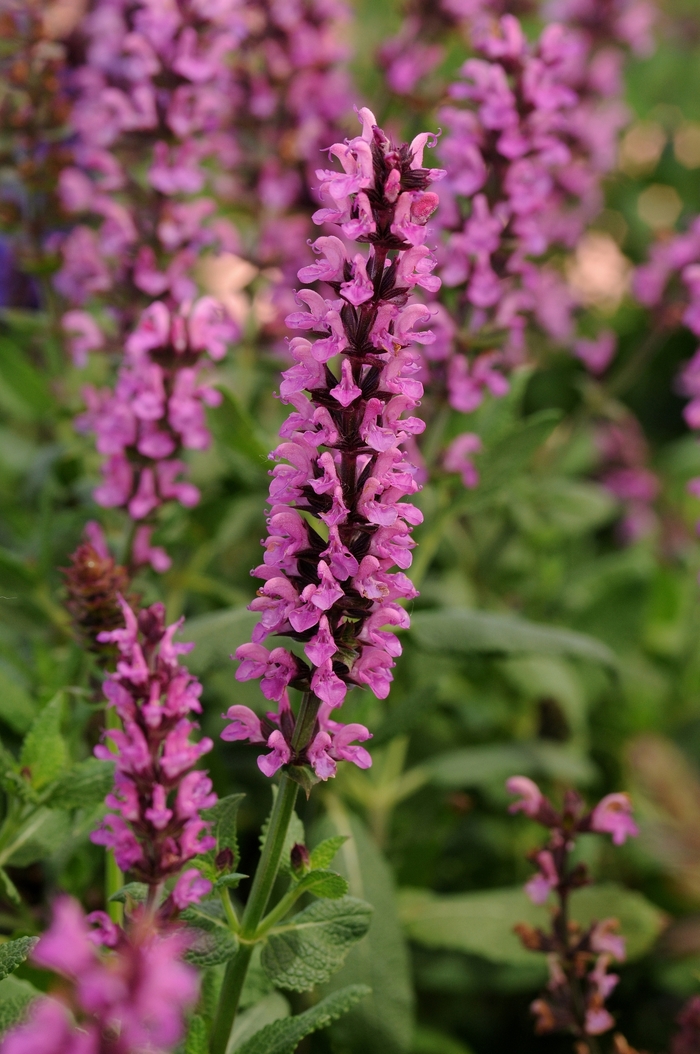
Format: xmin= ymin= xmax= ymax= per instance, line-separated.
xmin=210 ymin=771 xmax=299 ymax=1054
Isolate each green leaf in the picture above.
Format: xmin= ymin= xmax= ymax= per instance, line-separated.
xmin=177 ymin=607 xmax=258 ymax=675
xmin=410 ymin=608 xmax=616 ymax=668
xmin=0 ymin=337 xmax=52 ymax=420
xmin=425 ymin=741 xmax=596 ymax=789
xmin=207 ymin=792 xmax=245 ymax=861
xmin=214 ymin=872 xmax=248 ymax=891
xmin=0 ymin=668 xmax=36 ymax=735
xmin=232 ymin=993 xmax=290 ymax=1051
xmin=184 ymin=926 xmax=239 ymax=968
xmin=315 ymin=808 xmax=414 ymax=1054
xmin=182 ymin=901 xmax=239 ymax=966
xmin=5 ymin=808 xmax=71 ymax=868
xmin=259 ymin=791 xmax=304 ymax=876
xmin=260 ymin=896 xmax=373 ymax=991
xmin=398 ymin=882 xmax=666 ymax=965
xmin=184 ymin=1014 xmax=209 ymax=1054
xmin=109 ymin=882 xmax=148 ymax=905
xmin=309 ymin=836 xmax=348 ymax=871
xmin=461 ymin=409 xmax=562 ymax=510
xmin=0 ymin=976 xmax=40 ymax=1034
xmin=19 ymin=693 xmax=69 ymax=790
xmin=0 ymin=871 xmax=20 ymax=907
xmin=209 ymin=390 xmax=269 ymax=464
xmin=234 ymin=985 xmax=370 ymax=1054
xmin=49 ymin=758 xmax=115 ymax=811
xmin=412 ymin=1026 xmax=476 ymax=1054
xmin=292 ymin=870 xmax=348 ymax=900
xmin=0 ymin=938 xmax=38 ymax=981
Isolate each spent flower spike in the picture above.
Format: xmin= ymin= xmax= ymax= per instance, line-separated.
xmin=508 ymin=776 xmax=638 ymax=1045
xmin=223 ymin=107 xmax=443 ymax=781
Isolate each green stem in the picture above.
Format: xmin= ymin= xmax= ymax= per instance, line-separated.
xmin=105 ymin=706 xmax=124 ymax=924
xmin=210 ymin=772 xmax=299 ymax=1054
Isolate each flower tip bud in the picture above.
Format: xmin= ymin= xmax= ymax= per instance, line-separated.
xmin=290 ymin=842 xmax=310 ymax=875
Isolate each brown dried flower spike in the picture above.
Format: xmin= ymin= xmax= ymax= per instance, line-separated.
xmin=62 ymin=531 xmax=132 ymax=658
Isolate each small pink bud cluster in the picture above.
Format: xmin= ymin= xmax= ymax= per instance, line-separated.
xmin=435 ymin=13 xmax=626 ymax=403
xmin=76 ymin=297 xmax=236 ymax=572
xmin=507 ymin=776 xmax=638 ymax=1042
xmin=223 ymin=107 xmax=443 ymax=780
xmin=91 ymin=597 xmax=217 ymax=898
xmin=1 ymin=898 xmax=197 ymax=1054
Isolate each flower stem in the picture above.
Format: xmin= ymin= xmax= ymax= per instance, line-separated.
xmin=210 ymin=771 xmax=299 ymax=1054
xmin=105 ymin=704 xmax=123 ymax=924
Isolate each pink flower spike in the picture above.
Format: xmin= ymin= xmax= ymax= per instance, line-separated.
xmin=330 ymin=359 xmax=363 ymax=407
xmin=258 ymin=730 xmax=292 ymax=777
xmin=590 ymin=793 xmax=639 ymax=845
xmin=331 ymin=723 xmax=373 ymax=769
xmin=506 ymin=776 xmax=544 ymax=818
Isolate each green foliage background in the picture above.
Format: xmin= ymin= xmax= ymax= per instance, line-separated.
xmin=5 ymin=0 xmax=700 ymax=1051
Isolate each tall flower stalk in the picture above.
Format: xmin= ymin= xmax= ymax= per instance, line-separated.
xmin=210 ymin=107 xmax=442 ymax=1054
xmin=508 ymin=777 xmax=639 ymax=1051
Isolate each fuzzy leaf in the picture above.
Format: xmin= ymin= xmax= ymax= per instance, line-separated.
xmin=0 ymin=976 xmax=39 ymax=1034
xmin=292 ymin=870 xmax=348 ymax=900
xmin=0 ymin=938 xmax=37 ymax=981
xmin=309 ymin=836 xmax=348 ymax=871
xmin=235 ymin=985 xmax=370 ymax=1054
xmin=232 ymin=993 xmax=290 ymax=1050
xmin=19 ymin=694 xmax=68 ymax=790
xmin=214 ymin=872 xmax=248 ymax=891
xmin=185 ymin=926 xmax=239 ymax=968
xmin=184 ymin=1014 xmax=208 ymax=1054
xmin=261 ymin=896 xmax=372 ymax=991
xmin=207 ymin=793 xmax=245 ymax=860
xmin=49 ymin=759 xmax=115 ymax=811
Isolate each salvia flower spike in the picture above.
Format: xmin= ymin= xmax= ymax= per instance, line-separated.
xmin=223 ymin=107 xmax=443 ymax=781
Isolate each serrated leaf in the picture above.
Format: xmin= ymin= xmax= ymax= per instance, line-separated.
xmin=0 ymin=976 xmax=39 ymax=1034
xmin=49 ymin=758 xmax=115 ymax=811
xmin=109 ymin=882 xmax=148 ymax=905
xmin=398 ymin=882 xmax=666 ymax=965
xmin=0 ymin=938 xmax=37 ymax=982
xmin=309 ymin=836 xmax=348 ymax=871
xmin=207 ymin=792 xmax=245 ymax=861
xmin=184 ymin=1013 xmax=208 ymax=1054
xmin=315 ymin=809 xmax=414 ymax=1054
xmin=19 ymin=693 xmax=68 ymax=790
xmin=261 ymin=896 xmax=372 ymax=991
xmin=184 ymin=926 xmax=239 ymax=968
xmin=292 ymin=870 xmax=348 ymax=900
xmin=410 ymin=608 xmax=616 ymax=668
xmin=235 ymin=985 xmax=370 ymax=1054
xmin=259 ymin=790 xmax=304 ymax=876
